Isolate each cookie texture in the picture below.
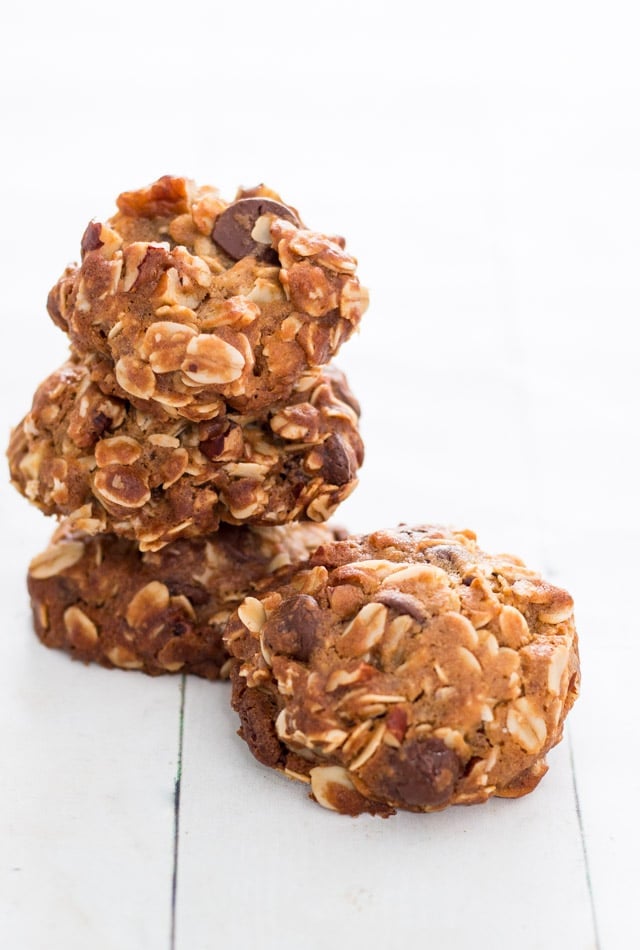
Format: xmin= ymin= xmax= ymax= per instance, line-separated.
xmin=8 ymin=358 xmax=363 ymax=549
xmin=224 ymin=525 xmax=580 ymax=816
xmin=28 ymin=520 xmax=342 ymax=679
xmin=47 ymin=175 xmax=368 ymax=418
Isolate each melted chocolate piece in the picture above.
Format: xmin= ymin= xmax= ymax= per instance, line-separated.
xmin=212 ymin=197 xmax=299 ymax=262
xmin=366 ymin=738 xmax=461 ymax=808
xmin=373 ymin=590 xmax=426 ymax=622
xmin=319 ymin=434 xmax=354 ymax=487
xmin=262 ymin=594 xmax=322 ymax=662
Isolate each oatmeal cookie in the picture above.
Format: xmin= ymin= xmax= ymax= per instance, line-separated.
xmin=47 ymin=175 xmax=368 ymax=419
xmin=8 ymin=358 xmax=363 ymax=549
xmin=224 ymin=525 xmax=580 ymax=816
xmin=28 ymin=520 xmax=342 ymax=679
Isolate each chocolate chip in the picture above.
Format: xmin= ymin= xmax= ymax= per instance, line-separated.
xmin=424 ymin=545 xmax=467 ymax=573
xmin=262 ymin=594 xmax=322 ymax=662
xmin=212 ymin=197 xmax=299 ymax=262
xmin=364 ymin=737 xmax=461 ymax=808
xmin=169 ymin=620 xmax=189 ymax=637
xmin=374 ymin=590 xmax=426 ymax=622
xmin=319 ymin=434 xmax=353 ymax=486
xmin=81 ymin=221 xmax=103 ymax=258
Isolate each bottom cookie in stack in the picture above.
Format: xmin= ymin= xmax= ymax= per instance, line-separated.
xmin=28 ymin=520 xmax=342 ymax=679
xmin=224 ymin=524 xmax=580 ymax=816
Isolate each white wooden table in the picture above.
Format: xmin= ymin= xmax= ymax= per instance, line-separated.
xmin=1 ymin=3 xmax=638 ymax=947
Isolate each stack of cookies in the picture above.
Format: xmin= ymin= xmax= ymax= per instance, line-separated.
xmin=8 ymin=176 xmax=366 ymax=678
xmin=7 ymin=176 xmax=580 ymax=816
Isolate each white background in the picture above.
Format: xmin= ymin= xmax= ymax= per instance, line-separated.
xmin=1 ymin=2 xmax=638 ymax=948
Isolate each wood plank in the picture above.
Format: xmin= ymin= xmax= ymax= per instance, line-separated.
xmin=0 ymin=513 xmax=180 ymax=949
xmin=175 ymin=679 xmax=593 ymax=950
xmin=173 ymin=196 xmax=597 ymax=948
xmin=511 ymin=273 xmax=639 ymax=950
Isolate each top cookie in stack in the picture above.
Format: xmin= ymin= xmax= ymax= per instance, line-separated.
xmin=48 ymin=176 xmax=368 ymax=418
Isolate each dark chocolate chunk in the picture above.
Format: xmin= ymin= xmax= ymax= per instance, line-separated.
xmin=212 ymin=197 xmax=299 ymax=262
xmin=425 ymin=545 xmax=468 ymax=573
xmin=364 ymin=737 xmax=461 ymax=808
xmin=320 ymin=434 xmax=354 ymax=487
xmin=373 ymin=590 xmax=426 ymax=622
xmin=262 ymin=594 xmax=322 ymax=662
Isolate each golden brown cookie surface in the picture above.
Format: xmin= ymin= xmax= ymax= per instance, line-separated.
xmin=224 ymin=525 xmax=580 ymax=816
xmin=48 ymin=176 xmax=368 ymax=418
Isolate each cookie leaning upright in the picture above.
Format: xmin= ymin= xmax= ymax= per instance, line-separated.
xmin=224 ymin=525 xmax=580 ymax=817
xmin=47 ymin=176 xmax=369 ymax=418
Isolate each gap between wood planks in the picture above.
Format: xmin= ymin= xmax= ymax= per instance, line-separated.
xmin=569 ymin=731 xmax=602 ymax=950
xmin=505 ymin=254 xmax=601 ymax=950
xmin=170 ymin=675 xmax=186 ymax=950
xmin=542 ymin=553 xmax=601 ymax=949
